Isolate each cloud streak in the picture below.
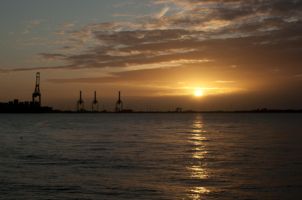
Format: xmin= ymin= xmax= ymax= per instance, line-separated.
xmin=1 ymin=0 xmax=301 ymax=78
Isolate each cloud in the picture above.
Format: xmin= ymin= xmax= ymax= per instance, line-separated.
xmin=39 ymin=53 xmax=66 ymax=61
xmin=155 ymin=7 xmax=170 ymax=19
xmin=46 ymin=64 xmax=246 ymax=97
xmin=1 ymin=0 xmax=301 ymax=78
xmin=55 ymin=22 xmax=76 ymax=36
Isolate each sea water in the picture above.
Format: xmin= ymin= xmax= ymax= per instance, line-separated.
xmin=0 ymin=113 xmax=301 ymax=199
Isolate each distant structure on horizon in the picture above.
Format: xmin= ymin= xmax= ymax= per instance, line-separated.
xmin=175 ymin=107 xmax=183 ymax=112
xmin=32 ymin=72 xmax=41 ymax=106
xmin=75 ymin=90 xmax=132 ymax=113
xmin=77 ymin=91 xmax=85 ymax=112
xmin=92 ymin=91 xmax=99 ymax=112
xmin=115 ymin=91 xmax=123 ymax=112
xmin=1 ymin=73 xmax=302 ymax=113
xmin=0 ymin=72 xmax=53 ymax=113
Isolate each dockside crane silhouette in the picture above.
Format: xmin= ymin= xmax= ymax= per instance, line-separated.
xmin=92 ymin=91 xmax=99 ymax=112
xmin=115 ymin=91 xmax=123 ymax=112
xmin=32 ymin=72 xmax=41 ymax=106
xmin=77 ymin=91 xmax=85 ymax=112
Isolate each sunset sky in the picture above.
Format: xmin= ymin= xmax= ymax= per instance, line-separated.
xmin=0 ymin=0 xmax=301 ymax=111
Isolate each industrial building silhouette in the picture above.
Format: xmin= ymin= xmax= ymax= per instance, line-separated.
xmin=0 ymin=72 xmax=52 ymax=113
xmin=0 ymin=72 xmax=134 ymax=113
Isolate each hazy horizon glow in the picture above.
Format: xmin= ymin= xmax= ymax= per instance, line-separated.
xmin=0 ymin=0 xmax=302 ymax=111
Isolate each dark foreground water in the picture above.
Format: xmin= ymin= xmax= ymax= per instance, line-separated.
xmin=0 ymin=113 xmax=301 ymax=200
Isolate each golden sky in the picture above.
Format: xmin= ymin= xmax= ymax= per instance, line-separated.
xmin=0 ymin=0 xmax=302 ymax=111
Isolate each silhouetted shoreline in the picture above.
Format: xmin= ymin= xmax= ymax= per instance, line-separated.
xmin=1 ymin=109 xmax=302 ymax=114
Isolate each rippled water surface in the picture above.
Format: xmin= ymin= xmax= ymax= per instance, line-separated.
xmin=0 ymin=113 xmax=302 ymax=199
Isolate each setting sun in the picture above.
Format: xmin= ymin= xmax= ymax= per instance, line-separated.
xmin=194 ymin=88 xmax=204 ymax=97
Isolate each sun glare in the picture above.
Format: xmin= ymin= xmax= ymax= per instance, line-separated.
xmin=194 ymin=88 xmax=204 ymax=97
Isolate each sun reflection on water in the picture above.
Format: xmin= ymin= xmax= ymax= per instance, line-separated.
xmin=187 ymin=165 xmax=208 ymax=179
xmin=190 ymin=187 xmax=211 ymax=200
xmin=187 ymin=114 xmax=210 ymax=199
xmin=191 ymin=117 xmax=204 ymax=133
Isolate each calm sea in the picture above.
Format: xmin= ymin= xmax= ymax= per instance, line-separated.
xmin=0 ymin=113 xmax=301 ymax=200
